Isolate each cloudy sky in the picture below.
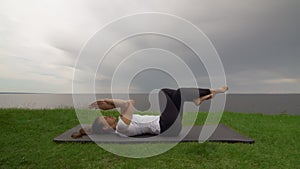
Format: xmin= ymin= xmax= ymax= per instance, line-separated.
xmin=0 ymin=0 xmax=299 ymax=93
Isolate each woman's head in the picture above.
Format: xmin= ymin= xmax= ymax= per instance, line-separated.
xmin=71 ymin=116 xmax=117 ymax=138
xmin=91 ymin=116 xmax=117 ymax=134
xmin=71 ymin=127 xmax=91 ymax=138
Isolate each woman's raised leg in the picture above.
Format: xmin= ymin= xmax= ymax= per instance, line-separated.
xmin=158 ymin=87 xmax=225 ymax=136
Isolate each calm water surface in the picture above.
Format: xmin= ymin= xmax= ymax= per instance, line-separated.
xmin=0 ymin=94 xmax=299 ymax=115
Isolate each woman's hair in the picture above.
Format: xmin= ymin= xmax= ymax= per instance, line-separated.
xmin=71 ymin=127 xmax=92 ymax=139
xmin=71 ymin=116 xmax=112 ymax=139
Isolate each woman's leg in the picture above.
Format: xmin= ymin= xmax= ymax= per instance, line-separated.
xmin=159 ymin=88 xmax=212 ymax=136
xmin=171 ymin=88 xmax=212 ymax=109
xmin=159 ymin=88 xmax=181 ymax=136
xmin=193 ymin=86 xmax=228 ymax=105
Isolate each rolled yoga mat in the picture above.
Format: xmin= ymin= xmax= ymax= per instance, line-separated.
xmin=53 ymin=124 xmax=254 ymax=144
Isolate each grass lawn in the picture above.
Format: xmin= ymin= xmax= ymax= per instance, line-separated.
xmin=0 ymin=109 xmax=299 ymax=169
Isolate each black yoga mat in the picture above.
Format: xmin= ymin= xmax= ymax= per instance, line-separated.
xmin=54 ymin=124 xmax=254 ymax=144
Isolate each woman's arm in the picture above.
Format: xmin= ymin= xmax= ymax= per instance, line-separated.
xmin=104 ymin=99 xmax=135 ymax=125
xmin=89 ymin=99 xmax=116 ymax=110
xmin=119 ymin=100 xmax=135 ymax=125
xmin=89 ymin=99 xmax=135 ymax=125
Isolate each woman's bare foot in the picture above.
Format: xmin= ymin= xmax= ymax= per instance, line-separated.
xmin=211 ymin=86 xmax=228 ymax=94
xmin=210 ymin=86 xmax=228 ymax=97
xmin=193 ymin=86 xmax=228 ymax=106
xmin=193 ymin=93 xmax=214 ymax=106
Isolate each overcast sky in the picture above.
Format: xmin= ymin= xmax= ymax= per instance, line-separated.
xmin=0 ymin=0 xmax=299 ymax=93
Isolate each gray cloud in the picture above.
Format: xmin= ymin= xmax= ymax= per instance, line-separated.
xmin=0 ymin=0 xmax=299 ymax=93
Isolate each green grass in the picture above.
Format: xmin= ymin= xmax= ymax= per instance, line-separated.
xmin=0 ymin=109 xmax=299 ymax=169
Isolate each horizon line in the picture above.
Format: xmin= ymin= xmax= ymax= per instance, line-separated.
xmin=1 ymin=92 xmax=300 ymax=94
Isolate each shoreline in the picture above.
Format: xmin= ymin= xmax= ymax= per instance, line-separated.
xmin=0 ymin=94 xmax=299 ymax=115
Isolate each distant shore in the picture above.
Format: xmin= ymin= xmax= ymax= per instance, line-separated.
xmin=0 ymin=93 xmax=299 ymax=115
